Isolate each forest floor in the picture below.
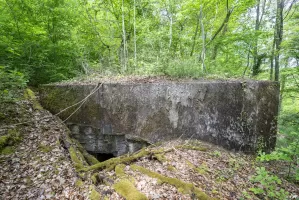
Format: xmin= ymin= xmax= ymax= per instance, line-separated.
xmin=0 ymin=90 xmax=298 ymax=200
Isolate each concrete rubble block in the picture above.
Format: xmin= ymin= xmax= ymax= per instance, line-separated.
xmin=39 ymin=80 xmax=279 ymax=155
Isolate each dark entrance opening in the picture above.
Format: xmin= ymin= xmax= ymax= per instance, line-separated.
xmin=88 ymin=151 xmax=115 ymax=162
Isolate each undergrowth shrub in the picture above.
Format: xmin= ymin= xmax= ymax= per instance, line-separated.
xmin=257 ymin=130 xmax=299 ymax=182
xmin=0 ymin=66 xmax=27 ymax=103
xmin=249 ymin=167 xmax=289 ymax=200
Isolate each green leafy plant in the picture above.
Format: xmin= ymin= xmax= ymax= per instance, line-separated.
xmin=257 ymin=130 xmax=299 ymax=182
xmin=212 ymin=150 xmax=221 ymax=157
xmin=0 ymin=66 xmax=27 ymax=103
xmin=249 ymin=167 xmax=289 ymax=200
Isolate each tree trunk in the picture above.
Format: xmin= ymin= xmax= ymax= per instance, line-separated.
xmin=133 ymin=0 xmax=137 ymax=65
xmin=190 ymin=12 xmax=200 ymax=57
xmin=169 ymin=14 xmax=173 ymax=51
xmin=121 ymin=0 xmax=127 ymax=72
xmin=200 ymin=5 xmax=206 ymax=73
xmin=252 ymin=0 xmax=261 ymax=76
xmin=274 ymin=0 xmax=284 ymax=81
xmin=270 ymin=30 xmax=276 ymax=80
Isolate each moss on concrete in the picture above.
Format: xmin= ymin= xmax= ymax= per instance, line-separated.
xmin=83 ymin=151 xmax=99 ymax=165
xmin=115 ymin=164 xmax=126 ymax=178
xmin=89 ymin=186 xmax=101 ymax=200
xmin=75 ymin=179 xmax=84 ymax=188
xmin=64 ymin=131 xmax=99 ymax=173
xmin=24 ymin=89 xmax=43 ymax=110
xmin=0 ymin=129 xmax=22 ymax=153
xmin=85 ymin=148 xmax=149 ymax=172
xmin=69 ymin=146 xmax=85 ymax=171
xmin=167 ymin=165 xmax=176 ymax=171
xmin=153 ymin=153 xmax=167 ymax=163
xmin=91 ymin=173 xmax=99 ymax=184
xmin=73 ymin=139 xmax=99 ymax=165
xmin=131 ymin=164 xmax=212 ymax=200
xmin=113 ymin=179 xmax=147 ymax=200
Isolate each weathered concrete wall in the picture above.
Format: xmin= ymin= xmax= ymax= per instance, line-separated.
xmin=39 ymin=80 xmax=279 ymax=155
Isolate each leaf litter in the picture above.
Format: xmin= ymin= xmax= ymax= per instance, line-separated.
xmin=0 ymin=94 xmax=298 ymax=200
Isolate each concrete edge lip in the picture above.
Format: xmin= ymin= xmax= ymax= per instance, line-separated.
xmin=42 ymin=79 xmax=279 ymax=87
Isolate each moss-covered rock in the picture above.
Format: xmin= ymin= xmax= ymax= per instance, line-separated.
xmin=153 ymin=153 xmax=167 ymax=163
xmin=91 ymin=173 xmax=99 ymax=185
xmin=115 ymin=164 xmax=126 ymax=178
xmin=0 ymin=129 xmax=22 ymax=154
xmin=24 ymin=89 xmax=43 ymax=110
xmin=89 ymin=186 xmax=101 ymax=200
xmin=75 ymin=179 xmax=84 ymax=188
xmin=167 ymin=165 xmax=176 ymax=171
xmin=113 ymin=179 xmax=147 ymax=200
xmin=73 ymin=139 xmax=99 ymax=165
xmin=69 ymin=146 xmax=85 ymax=171
xmin=0 ymin=146 xmax=15 ymax=155
xmin=0 ymin=135 xmax=10 ymax=150
xmin=85 ymin=148 xmax=149 ymax=172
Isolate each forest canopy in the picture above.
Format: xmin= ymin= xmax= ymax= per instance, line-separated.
xmin=0 ymin=0 xmax=298 ymax=85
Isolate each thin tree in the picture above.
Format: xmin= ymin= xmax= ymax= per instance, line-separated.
xmin=200 ymin=5 xmax=206 ymax=73
xmin=168 ymin=0 xmax=173 ymax=51
xmin=190 ymin=10 xmax=200 ymax=57
xmin=121 ymin=0 xmax=127 ymax=72
xmin=274 ymin=0 xmax=284 ymax=81
xmin=133 ymin=0 xmax=137 ymax=65
xmin=252 ymin=0 xmax=267 ymax=76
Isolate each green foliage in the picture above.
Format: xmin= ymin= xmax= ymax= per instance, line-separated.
xmin=212 ymin=150 xmax=221 ymax=157
xmin=257 ymin=130 xmax=299 ymax=182
xmin=249 ymin=167 xmax=289 ymax=200
xmin=0 ymin=66 xmax=27 ymax=103
xmin=0 ymin=0 xmax=82 ymax=85
xmin=0 ymin=0 xmax=269 ymax=84
xmin=256 ymin=67 xmax=299 ymax=183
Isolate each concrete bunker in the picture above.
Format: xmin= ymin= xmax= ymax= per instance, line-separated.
xmin=39 ymin=79 xmax=279 ymax=156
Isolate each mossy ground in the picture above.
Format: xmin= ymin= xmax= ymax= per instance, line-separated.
xmin=1 ymin=146 xmax=15 ymax=155
xmin=38 ymin=144 xmax=53 ymax=153
xmin=0 ymin=129 xmax=22 ymax=155
xmin=131 ymin=164 xmax=212 ymax=200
